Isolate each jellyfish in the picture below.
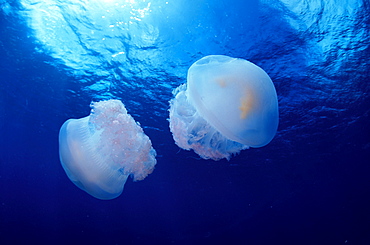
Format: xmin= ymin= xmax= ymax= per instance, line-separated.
xmin=169 ymin=55 xmax=278 ymax=161
xmin=59 ymin=100 xmax=156 ymax=200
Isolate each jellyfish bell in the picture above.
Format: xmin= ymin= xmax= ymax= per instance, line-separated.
xmin=188 ymin=55 xmax=279 ymax=147
xmin=59 ymin=100 xmax=157 ymax=200
xmin=169 ymin=55 xmax=278 ymax=161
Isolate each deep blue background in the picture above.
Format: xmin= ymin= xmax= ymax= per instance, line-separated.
xmin=1 ymin=0 xmax=370 ymax=244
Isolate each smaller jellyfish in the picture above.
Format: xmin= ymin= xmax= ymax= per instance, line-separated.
xmin=59 ymin=100 xmax=156 ymax=200
xmin=169 ymin=55 xmax=278 ymax=161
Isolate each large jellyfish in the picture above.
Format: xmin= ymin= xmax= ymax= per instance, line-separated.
xmin=59 ymin=100 xmax=156 ymax=200
xmin=169 ymin=55 xmax=278 ymax=161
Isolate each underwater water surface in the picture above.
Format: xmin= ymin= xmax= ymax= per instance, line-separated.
xmin=0 ymin=0 xmax=369 ymax=244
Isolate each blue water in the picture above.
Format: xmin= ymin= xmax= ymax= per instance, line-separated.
xmin=0 ymin=0 xmax=369 ymax=244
